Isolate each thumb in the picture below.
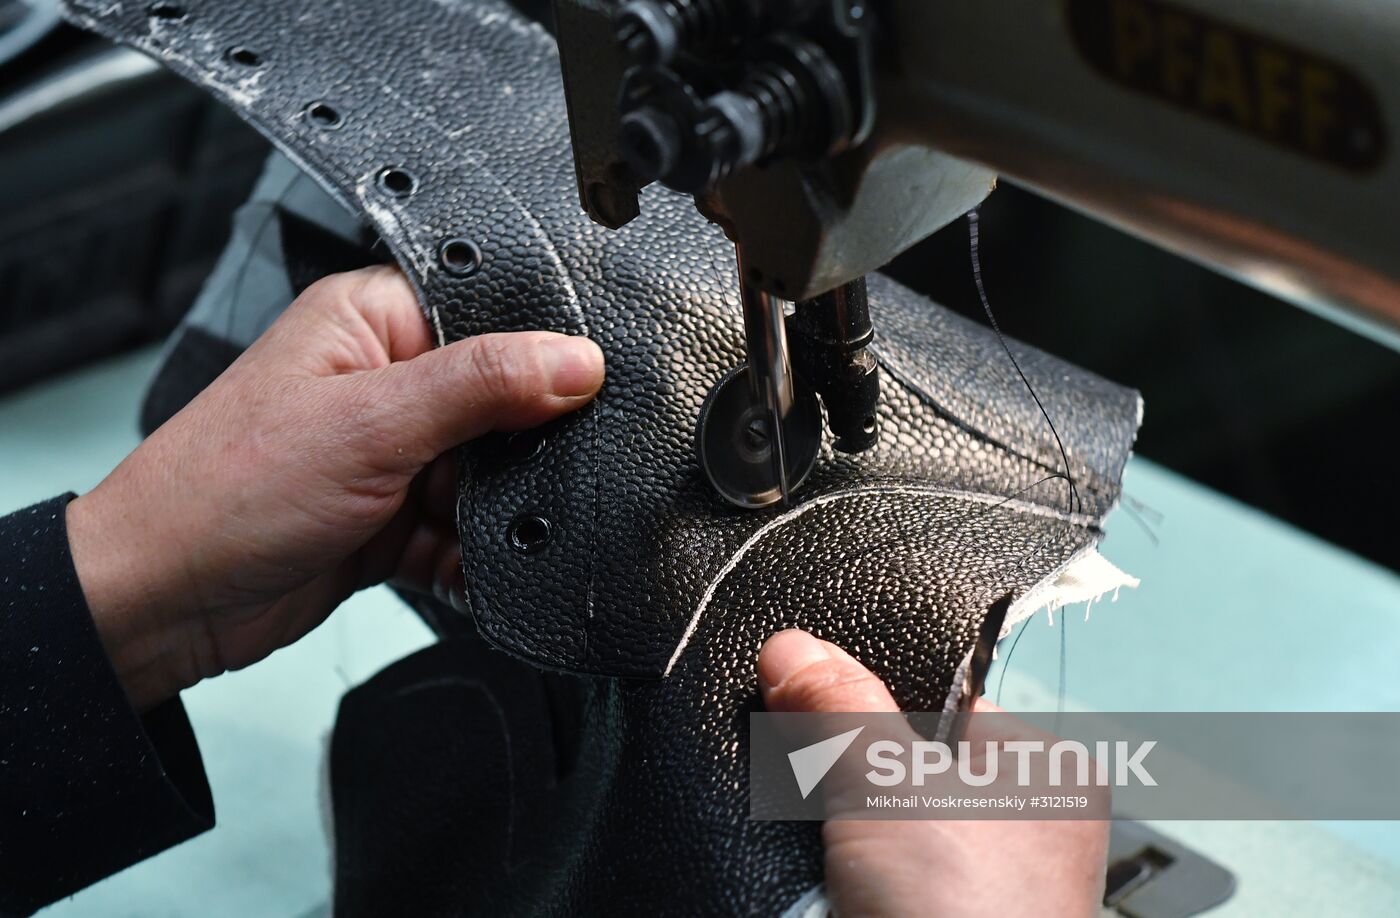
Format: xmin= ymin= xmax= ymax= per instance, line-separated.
xmin=357 ymin=331 xmax=604 ymax=463
xmin=759 ymin=630 xmax=922 ymax=818
xmin=758 ymin=629 xmax=902 ymax=714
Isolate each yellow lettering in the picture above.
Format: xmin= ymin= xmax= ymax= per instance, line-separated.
xmin=1159 ymin=13 xmax=1197 ymax=97
xmin=1300 ymin=64 xmax=1340 ymax=152
xmin=1254 ymin=48 xmax=1295 ymax=135
xmin=1112 ymin=0 xmax=1156 ymax=79
xmin=1198 ymin=28 xmax=1250 ymax=124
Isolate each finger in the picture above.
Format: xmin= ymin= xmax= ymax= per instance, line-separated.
xmin=972 ymin=696 xmax=1003 ymax=714
xmin=354 ymin=330 xmax=605 ymax=466
xmin=344 ymin=266 xmax=436 ymax=363
xmin=419 ymin=453 xmax=459 ymax=524
xmin=390 ymin=519 xmax=460 ymax=598
xmin=351 ymin=497 xmax=423 ymax=590
xmin=759 ymin=630 xmax=920 ymax=818
xmin=961 ymin=692 xmax=1111 ymax=815
xmin=759 ymin=629 xmax=902 ymax=715
xmin=961 ymin=695 xmax=1062 ymax=750
xmin=262 ymin=266 xmax=434 ymax=370
xmin=433 ymin=540 xmax=467 ymax=613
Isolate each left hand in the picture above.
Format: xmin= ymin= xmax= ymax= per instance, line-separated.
xmin=68 ymin=266 xmax=605 ymax=709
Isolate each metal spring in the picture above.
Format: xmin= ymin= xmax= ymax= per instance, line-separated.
xmin=740 ymin=61 xmax=810 ymax=161
xmin=663 ymin=0 xmax=731 ymax=52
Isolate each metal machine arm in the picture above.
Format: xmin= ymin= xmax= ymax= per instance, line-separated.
xmin=553 ymin=0 xmax=1400 ymax=506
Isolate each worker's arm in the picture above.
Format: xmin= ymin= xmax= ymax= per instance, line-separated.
xmin=758 ymin=629 xmax=1111 ymax=918
xmin=0 ymin=495 xmax=215 ymax=915
xmin=0 ymin=266 xmax=604 ymax=914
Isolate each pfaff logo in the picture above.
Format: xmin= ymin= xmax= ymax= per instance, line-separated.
xmin=1066 ymin=0 xmax=1386 ymax=172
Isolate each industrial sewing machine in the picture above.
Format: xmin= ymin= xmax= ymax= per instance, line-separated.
xmin=0 ymin=0 xmax=1394 ymax=912
xmin=552 ymin=0 xmax=1400 ymax=508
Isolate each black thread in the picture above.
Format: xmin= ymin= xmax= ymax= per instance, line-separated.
xmin=1120 ymin=494 xmax=1164 ymax=547
xmin=969 ymin=208 xmax=1083 ymax=724
xmin=995 ymin=617 xmax=1033 ymax=706
xmin=967 ymin=209 xmax=1081 ymax=517
xmin=1055 ymin=610 xmax=1067 ymax=731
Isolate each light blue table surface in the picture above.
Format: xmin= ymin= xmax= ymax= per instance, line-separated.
xmin=3 ymin=347 xmax=1399 ymax=916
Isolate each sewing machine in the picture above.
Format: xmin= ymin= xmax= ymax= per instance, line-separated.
xmin=552 ymin=0 xmax=1400 ymax=508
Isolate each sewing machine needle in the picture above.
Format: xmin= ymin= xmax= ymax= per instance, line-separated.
xmin=736 ymin=247 xmax=796 ymax=506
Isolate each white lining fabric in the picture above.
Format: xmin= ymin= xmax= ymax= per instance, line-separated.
xmin=1005 ymin=546 xmax=1139 ymax=633
xmin=938 ymin=546 xmax=1138 ymax=721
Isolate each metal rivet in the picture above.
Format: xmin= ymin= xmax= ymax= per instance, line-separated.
xmin=305 ymin=102 xmax=343 ymax=130
xmin=226 ymin=46 xmax=262 ymax=67
xmin=508 ymin=514 xmax=553 ymax=554
xmin=147 ymin=2 xmax=186 ymax=20
xmin=438 ymin=237 xmax=483 ymax=277
xmin=503 ymin=429 xmax=544 ymax=463
xmin=376 ymin=167 xmax=417 ymax=198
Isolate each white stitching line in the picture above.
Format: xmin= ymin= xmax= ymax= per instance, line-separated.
xmin=662 ymin=484 xmax=1097 ymax=677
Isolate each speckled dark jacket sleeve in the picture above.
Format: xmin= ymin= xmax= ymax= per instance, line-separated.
xmin=0 ymin=496 xmax=214 ymax=916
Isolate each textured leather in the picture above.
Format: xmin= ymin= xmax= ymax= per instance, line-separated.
xmin=62 ymin=0 xmax=1141 ymax=913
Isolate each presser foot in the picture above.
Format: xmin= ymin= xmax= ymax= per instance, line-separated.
xmin=697 ymin=365 xmax=821 ymax=509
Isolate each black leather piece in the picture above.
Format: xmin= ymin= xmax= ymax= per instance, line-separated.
xmin=277 ymin=209 xmax=385 ymax=299
xmin=63 ymin=0 xmax=1142 ymax=912
xmin=330 ymin=637 xmax=586 ymax=917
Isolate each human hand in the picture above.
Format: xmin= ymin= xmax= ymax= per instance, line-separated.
xmin=758 ymin=629 xmax=1109 ymax=918
xmin=67 ymin=266 xmax=604 ymax=710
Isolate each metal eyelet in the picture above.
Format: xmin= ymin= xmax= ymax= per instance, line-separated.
xmin=438 ymin=237 xmax=483 ymax=277
xmin=507 ymin=514 xmax=553 ymax=554
xmin=503 ymin=429 xmax=545 ymax=463
xmin=304 ymin=102 xmax=344 ymax=131
xmin=147 ymin=2 xmax=186 ymax=20
xmin=376 ymin=167 xmax=418 ymax=198
xmin=226 ymin=46 xmax=262 ymax=67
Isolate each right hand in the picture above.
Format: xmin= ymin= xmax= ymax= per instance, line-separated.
xmin=758 ymin=629 xmax=1110 ymax=918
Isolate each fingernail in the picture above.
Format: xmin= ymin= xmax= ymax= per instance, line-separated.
xmin=541 ymin=335 xmax=604 ymax=398
xmin=758 ymin=629 xmax=830 ymax=693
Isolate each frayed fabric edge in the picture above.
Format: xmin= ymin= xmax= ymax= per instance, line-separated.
xmin=939 ymin=546 xmax=1138 ymax=717
xmin=1005 ymin=546 xmax=1139 ymax=632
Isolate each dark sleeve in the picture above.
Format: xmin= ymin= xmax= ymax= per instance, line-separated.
xmin=0 ymin=496 xmax=214 ymax=916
